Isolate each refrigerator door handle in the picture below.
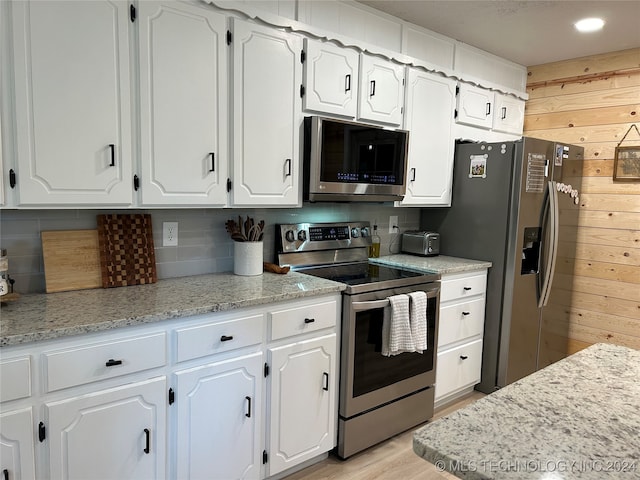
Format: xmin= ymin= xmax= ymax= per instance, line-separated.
xmin=538 ymin=181 xmax=558 ymax=308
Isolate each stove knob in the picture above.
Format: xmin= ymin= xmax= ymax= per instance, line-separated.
xmin=297 ymin=230 xmax=307 ymax=241
xmin=351 ymin=228 xmax=360 ymax=238
xmin=360 ymin=227 xmax=370 ymax=238
xmin=284 ymin=230 xmax=296 ymax=242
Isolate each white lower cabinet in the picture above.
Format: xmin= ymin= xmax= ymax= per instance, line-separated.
xmin=435 ymin=270 xmax=487 ymax=408
xmin=0 ymin=293 xmax=340 ymax=480
xmin=267 ymin=334 xmax=337 ymax=477
xmin=0 ymin=407 xmax=36 ymax=480
xmin=174 ymin=352 xmax=263 ymax=480
xmin=46 ymin=377 xmax=167 ymax=480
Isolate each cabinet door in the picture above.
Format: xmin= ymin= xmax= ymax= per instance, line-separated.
xmin=492 ymin=94 xmax=525 ymax=135
xmin=267 ymin=333 xmax=337 ymax=477
xmin=11 ymin=1 xmax=133 ymax=206
xmin=398 ymin=70 xmax=456 ymax=206
xmin=303 ymin=39 xmax=359 ymax=118
xmin=231 ymin=18 xmax=302 ymax=207
xmin=357 ymin=55 xmax=404 ymax=126
xmin=46 ymin=377 xmax=166 ymax=480
xmin=0 ymin=408 xmax=36 ymax=480
xmin=138 ymin=2 xmax=228 ymax=206
xmin=456 ymin=83 xmax=495 ymax=129
xmin=174 ymin=352 xmax=262 ymax=480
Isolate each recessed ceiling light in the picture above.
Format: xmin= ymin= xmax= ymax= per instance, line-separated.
xmin=574 ymin=17 xmax=605 ymax=33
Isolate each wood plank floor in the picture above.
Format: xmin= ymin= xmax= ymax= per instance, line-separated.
xmin=284 ymin=392 xmax=485 ymax=480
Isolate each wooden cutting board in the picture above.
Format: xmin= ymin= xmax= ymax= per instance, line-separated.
xmin=97 ymin=214 xmax=157 ymax=288
xmin=41 ymin=230 xmax=102 ymax=293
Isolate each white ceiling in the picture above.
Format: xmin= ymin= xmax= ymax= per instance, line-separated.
xmin=356 ymin=1 xmax=640 ymax=67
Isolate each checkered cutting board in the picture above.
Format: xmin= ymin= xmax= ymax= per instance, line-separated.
xmin=97 ymin=214 xmax=157 ymax=288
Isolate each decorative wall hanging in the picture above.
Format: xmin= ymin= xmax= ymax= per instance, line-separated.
xmin=613 ymin=124 xmax=640 ymax=181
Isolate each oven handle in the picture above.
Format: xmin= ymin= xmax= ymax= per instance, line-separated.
xmin=352 ymin=299 xmax=390 ymax=312
xmin=351 ymin=287 xmax=439 ymax=312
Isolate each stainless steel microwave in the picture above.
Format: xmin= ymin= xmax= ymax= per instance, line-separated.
xmin=303 ymin=116 xmax=409 ymax=202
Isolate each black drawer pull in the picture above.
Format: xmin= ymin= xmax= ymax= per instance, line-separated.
xmin=463 ymin=287 xmax=472 ymax=291
xmin=105 ymin=359 xmax=122 ymax=367
xmin=3 ymin=468 xmax=8 ymax=480
xmin=462 ymin=311 xmax=471 ymax=316
xmin=245 ymin=396 xmax=252 ymax=418
xmin=304 ymin=318 xmax=315 ymax=324
xmin=144 ymin=428 xmax=150 ymax=454
xmin=323 ymin=372 xmax=329 ymax=391
xmin=460 ymin=355 xmax=469 ymax=360
xmin=220 ymin=335 xmax=234 ymax=342
xmin=209 ymin=152 xmax=215 ymax=172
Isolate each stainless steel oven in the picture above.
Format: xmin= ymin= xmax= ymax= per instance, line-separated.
xmin=276 ymin=222 xmax=440 ymax=459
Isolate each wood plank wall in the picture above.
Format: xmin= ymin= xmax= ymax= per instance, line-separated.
xmin=524 ymin=47 xmax=640 ymax=362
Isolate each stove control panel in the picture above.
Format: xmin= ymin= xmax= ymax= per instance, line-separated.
xmin=276 ymin=222 xmax=372 ymax=253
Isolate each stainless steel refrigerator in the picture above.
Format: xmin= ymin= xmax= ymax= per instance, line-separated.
xmin=421 ymin=137 xmax=584 ymax=393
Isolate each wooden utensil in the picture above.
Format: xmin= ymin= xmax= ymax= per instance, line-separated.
xmin=263 ymin=262 xmax=290 ymax=274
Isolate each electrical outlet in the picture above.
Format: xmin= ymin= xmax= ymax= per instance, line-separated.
xmin=163 ymin=222 xmax=178 ymax=246
xmin=389 ymin=216 xmax=398 ymax=234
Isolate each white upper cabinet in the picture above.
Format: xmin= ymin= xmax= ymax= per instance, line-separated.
xmin=455 ymin=83 xmax=495 ymax=129
xmin=230 ymin=18 xmax=302 ymax=207
xmin=302 ymin=39 xmax=359 ymax=118
xmin=398 ymin=69 xmax=457 ymax=207
xmin=138 ymin=1 xmax=228 ymax=206
xmin=357 ymin=54 xmax=405 ymax=126
xmin=11 ymin=1 xmax=133 ymax=206
xmin=492 ymin=93 xmax=525 ymax=135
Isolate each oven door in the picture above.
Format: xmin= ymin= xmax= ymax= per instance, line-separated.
xmin=339 ymin=282 xmax=440 ymax=419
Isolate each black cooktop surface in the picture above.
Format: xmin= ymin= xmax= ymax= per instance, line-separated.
xmin=300 ymin=262 xmax=438 ymax=294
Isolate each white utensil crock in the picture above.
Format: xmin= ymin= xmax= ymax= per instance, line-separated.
xmin=234 ymin=241 xmax=263 ymax=276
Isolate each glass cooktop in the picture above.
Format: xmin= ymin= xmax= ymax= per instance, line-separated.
xmin=300 ymin=262 xmax=438 ymax=294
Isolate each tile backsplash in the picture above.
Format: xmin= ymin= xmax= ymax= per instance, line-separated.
xmin=0 ymin=205 xmax=419 ymax=294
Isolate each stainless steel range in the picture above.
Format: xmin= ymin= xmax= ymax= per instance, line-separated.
xmin=276 ymin=222 xmax=440 ymax=459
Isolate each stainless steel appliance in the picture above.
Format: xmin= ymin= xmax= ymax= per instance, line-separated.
xmin=421 ymin=138 xmax=584 ymax=392
xmin=401 ymin=231 xmax=440 ymax=256
xmin=303 ymin=116 xmax=409 ymax=202
xmin=276 ymin=222 xmax=440 ymax=459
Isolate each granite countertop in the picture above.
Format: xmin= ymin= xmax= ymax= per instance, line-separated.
xmin=0 ymin=272 xmax=345 ymax=347
xmin=370 ymin=254 xmax=492 ymax=274
xmin=413 ymin=343 xmax=640 ymax=479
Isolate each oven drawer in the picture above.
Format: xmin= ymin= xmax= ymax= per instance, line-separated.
xmin=175 ymin=313 xmax=264 ymax=362
xmin=269 ymin=299 xmax=337 ymax=341
xmin=440 ymin=273 xmax=486 ymax=303
xmin=43 ymin=332 xmax=167 ymax=392
xmin=435 ymin=339 xmax=483 ymax=400
xmin=438 ymin=297 xmax=485 ymax=347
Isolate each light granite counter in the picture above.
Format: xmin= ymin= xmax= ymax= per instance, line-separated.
xmin=370 ymin=254 xmax=492 ymax=274
xmin=0 ymin=272 xmax=345 ymax=347
xmin=413 ymin=343 xmax=640 ymax=479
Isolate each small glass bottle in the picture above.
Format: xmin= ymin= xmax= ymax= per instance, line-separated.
xmin=369 ymin=225 xmax=381 ymax=258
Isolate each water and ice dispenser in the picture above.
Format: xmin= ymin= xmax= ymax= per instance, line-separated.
xmin=521 ymin=227 xmax=541 ymax=274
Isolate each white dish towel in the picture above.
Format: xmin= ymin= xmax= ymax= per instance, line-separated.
xmin=408 ymin=291 xmax=428 ymax=353
xmin=382 ymin=294 xmax=414 ymax=356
